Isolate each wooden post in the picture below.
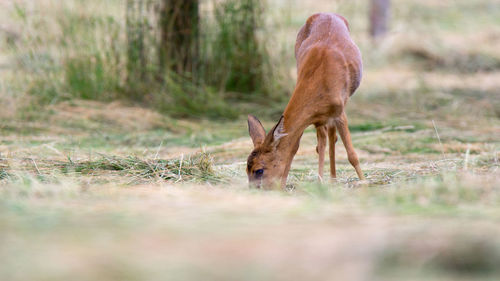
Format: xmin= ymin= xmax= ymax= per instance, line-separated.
xmin=369 ymin=0 xmax=390 ymax=39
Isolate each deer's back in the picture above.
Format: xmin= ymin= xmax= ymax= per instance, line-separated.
xmin=294 ymin=13 xmax=362 ymax=98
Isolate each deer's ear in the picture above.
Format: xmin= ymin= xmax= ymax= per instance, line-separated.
xmin=248 ymin=115 xmax=266 ymax=147
xmin=265 ymin=115 xmax=287 ymax=148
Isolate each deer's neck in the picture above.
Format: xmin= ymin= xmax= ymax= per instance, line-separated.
xmin=276 ymin=86 xmax=314 ymax=184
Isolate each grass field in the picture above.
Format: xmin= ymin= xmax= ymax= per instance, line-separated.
xmin=1 ymin=0 xmax=500 ymax=280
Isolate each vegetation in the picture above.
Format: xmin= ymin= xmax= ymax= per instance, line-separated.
xmin=1 ymin=0 xmax=276 ymax=119
xmin=0 ymin=0 xmax=499 ymax=280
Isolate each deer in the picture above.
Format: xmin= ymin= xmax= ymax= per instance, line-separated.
xmin=246 ymin=13 xmax=365 ymax=189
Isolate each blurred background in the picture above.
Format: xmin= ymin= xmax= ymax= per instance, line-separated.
xmin=0 ymin=1 xmax=499 ymax=281
xmin=1 ymin=0 xmax=498 ymax=122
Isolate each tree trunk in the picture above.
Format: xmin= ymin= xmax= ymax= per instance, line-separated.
xmin=159 ymin=0 xmax=199 ymax=76
xmin=126 ymin=0 xmax=147 ymax=83
xmin=369 ymin=0 xmax=390 ymax=39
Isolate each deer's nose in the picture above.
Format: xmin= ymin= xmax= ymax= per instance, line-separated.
xmin=249 ymin=180 xmax=261 ymax=189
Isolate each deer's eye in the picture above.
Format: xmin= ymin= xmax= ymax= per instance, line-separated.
xmin=254 ymin=169 xmax=264 ymax=176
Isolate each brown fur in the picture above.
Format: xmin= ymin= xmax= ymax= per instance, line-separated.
xmin=247 ymin=13 xmax=365 ymax=189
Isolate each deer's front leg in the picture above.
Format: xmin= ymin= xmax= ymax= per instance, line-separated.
xmin=316 ymin=125 xmax=327 ymax=182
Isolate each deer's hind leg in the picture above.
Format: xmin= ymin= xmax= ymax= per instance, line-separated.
xmin=335 ymin=112 xmax=365 ymax=180
xmin=315 ymin=125 xmax=327 ymax=182
xmin=327 ymin=123 xmax=338 ymax=178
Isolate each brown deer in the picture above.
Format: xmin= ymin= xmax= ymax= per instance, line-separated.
xmin=246 ymin=13 xmax=365 ymax=189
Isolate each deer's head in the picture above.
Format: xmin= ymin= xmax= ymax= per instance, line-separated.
xmin=246 ymin=115 xmax=288 ymax=189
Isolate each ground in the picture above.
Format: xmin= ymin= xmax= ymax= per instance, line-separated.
xmin=1 ymin=95 xmax=498 ymax=280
